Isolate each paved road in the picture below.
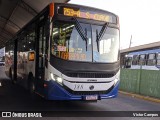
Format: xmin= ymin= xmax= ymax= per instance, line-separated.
xmin=0 ymin=66 xmax=160 ymax=119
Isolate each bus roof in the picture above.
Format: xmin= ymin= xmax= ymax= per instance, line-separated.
xmin=128 ymin=48 xmax=160 ymax=55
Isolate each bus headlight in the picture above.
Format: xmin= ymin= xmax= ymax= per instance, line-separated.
xmin=114 ymin=78 xmax=119 ymax=85
xmin=57 ymin=77 xmax=63 ymax=83
xmin=50 ymin=73 xmax=55 ymax=81
xmin=50 ymin=73 xmax=63 ymax=85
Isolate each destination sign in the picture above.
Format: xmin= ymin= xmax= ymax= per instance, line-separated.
xmin=58 ymin=6 xmax=113 ymax=23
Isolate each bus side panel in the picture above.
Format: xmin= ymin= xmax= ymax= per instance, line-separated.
xmin=5 ymin=42 xmax=15 ymax=78
xmin=16 ymin=29 xmax=36 ymax=89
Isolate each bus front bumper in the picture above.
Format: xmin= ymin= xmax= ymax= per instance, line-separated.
xmin=44 ymin=80 xmax=119 ymax=100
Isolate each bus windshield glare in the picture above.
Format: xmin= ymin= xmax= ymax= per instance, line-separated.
xmin=51 ymin=20 xmax=119 ymax=63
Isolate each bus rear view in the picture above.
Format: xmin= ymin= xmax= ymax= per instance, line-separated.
xmin=47 ymin=3 xmax=120 ymax=100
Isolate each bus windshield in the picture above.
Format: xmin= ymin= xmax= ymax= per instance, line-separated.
xmin=51 ymin=20 xmax=119 ymax=63
xmin=92 ymin=25 xmax=119 ymax=62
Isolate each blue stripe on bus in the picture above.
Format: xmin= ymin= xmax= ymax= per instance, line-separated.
xmin=44 ymin=80 xmax=119 ymax=100
xmin=128 ymin=49 xmax=160 ymax=55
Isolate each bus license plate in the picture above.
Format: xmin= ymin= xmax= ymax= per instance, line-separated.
xmin=85 ymin=95 xmax=98 ymax=100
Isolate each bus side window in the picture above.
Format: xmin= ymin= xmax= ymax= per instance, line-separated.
xmin=147 ymin=53 xmax=156 ymax=66
xmin=21 ymin=36 xmax=27 ymax=52
xmin=132 ymin=55 xmax=138 ymax=65
xmin=153 ymin=54 xmax=156 ymax=65
xmin=139 ymin=54 xmax=145 ymax=65
xmin=124 ymin=57 xmax=132 ymax=68
xmin=156 ymin=53 xmax=160 ymax=65
xmin=27 ymin=31 xmax=35 ymax=51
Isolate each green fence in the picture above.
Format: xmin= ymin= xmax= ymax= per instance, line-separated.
xmin=120 ymin=69 xmax=160 ymax=98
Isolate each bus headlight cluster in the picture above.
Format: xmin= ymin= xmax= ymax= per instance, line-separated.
xmin=114 ymin=78 xmax=119 ymax=85
xmin=50 ymin=73 xmax=63 ymax=85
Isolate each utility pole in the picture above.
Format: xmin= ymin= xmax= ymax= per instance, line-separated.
xmin=129 ymin=35 xmax=132 ymax=48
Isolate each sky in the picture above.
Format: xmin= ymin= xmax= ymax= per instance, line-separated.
xmin=69 ymin=0 xmax=160 ymax=49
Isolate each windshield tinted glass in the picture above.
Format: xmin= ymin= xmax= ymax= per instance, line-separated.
xmin=51 ymin=21 xmax=119 ymax=63
xmin=51 ymin=21 xmax=92 ymax=62
xmin=92 ymin=25 xmax=119 ymax=62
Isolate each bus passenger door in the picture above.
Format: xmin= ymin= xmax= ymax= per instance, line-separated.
xmin=35 ymin=21 xmax=46 ymax=94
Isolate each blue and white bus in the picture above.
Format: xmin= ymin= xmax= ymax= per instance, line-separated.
xmin=123 ymin=48 xmax=160 ymax=70
xmin=5 ymin=3 xmax=120 ymax=101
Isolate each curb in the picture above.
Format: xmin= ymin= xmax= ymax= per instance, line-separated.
xmin=119 ymin=91 xmax=160 ymax=103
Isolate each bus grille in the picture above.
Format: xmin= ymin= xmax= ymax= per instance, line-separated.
xmin=64 ymin=85 xmax=114 ymax=95
xmin=65 ymin=72 xmax=115 ymax=78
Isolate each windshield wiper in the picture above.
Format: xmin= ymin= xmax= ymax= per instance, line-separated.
xmin=96 ymin=29 xmax=99 ymax=52
xmin=72 ymin=17 xmax=88 ymax=51
xmin=96 ymin=22 xmax=109 ymax=52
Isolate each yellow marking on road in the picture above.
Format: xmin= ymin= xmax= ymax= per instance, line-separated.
xmin=119 ymin=91 xmax=160 ymax=103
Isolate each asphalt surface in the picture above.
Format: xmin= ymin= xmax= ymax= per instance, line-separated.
xmin=0 ymin=66 xmax=160 ymax=120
